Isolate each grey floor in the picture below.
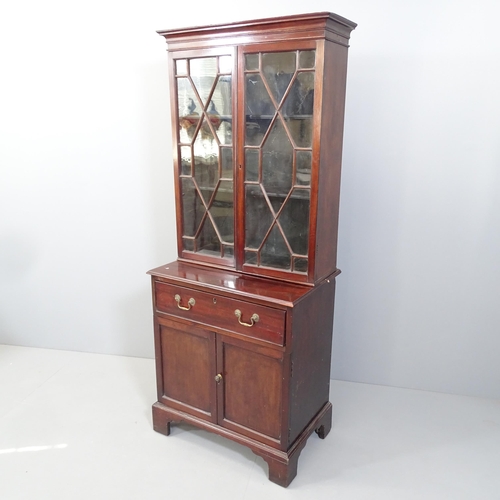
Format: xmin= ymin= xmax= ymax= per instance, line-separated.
xmin=1 ymin=344 xmax=499 ymax=499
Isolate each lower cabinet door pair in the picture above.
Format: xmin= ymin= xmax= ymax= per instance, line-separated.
xmin=156 ymin=316 xmax=284 ymax=447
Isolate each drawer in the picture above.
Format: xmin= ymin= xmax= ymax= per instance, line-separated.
xmin=154 ymin=281 xmax=285 ymax=346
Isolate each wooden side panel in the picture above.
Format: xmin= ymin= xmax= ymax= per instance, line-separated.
xmin=218 ymin=335 xmax=283 ymax=447
xmin=287 ymin=277 xmax=336 ymax=444
xmin=314 ymin=39 xmax=350 ymax=281
xmin=158 ymin=317 xmax=217 ymax=422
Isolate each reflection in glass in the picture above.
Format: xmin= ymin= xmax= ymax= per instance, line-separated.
xmin=243 ymin=50 xmax=314 ymax=274
xmin=193 ymin=118 xmax=219 ymax=204
xmin=177 ymin=78 xmax=200 ymax=143
xmin=245 ymin=74 xmax=274 ymax=117
xmin=261 ymin=225 xmax=291 ymax=270
xmin=283 ymin=72 xmax=315 ymax=148
xmin=262 ymin=52 xmax=296 ymax=104
xmin=183 ymin=237 xmax=194 ymax=251
xmin=176 ymin=59 xmax=188 ymax=75
xmin=245 ymin=250 xmax=258 ymax=265
xmin=299 ymin=51 xmax=315 ymax=69
xmin=245 ymin=149 xmax=259 ymax=182
xmin=245 ymin=185 xmax=273 ymax=249
xmin=278 ymin=188 xmax=310 ymax=255
xmin=294 ymin=257 xmax=308 ymax=273
xmin=245 ymin=54 xmax=259 ymax=71
xmin=196 ymin=216 xmax=221 ymax=255
xmin=262 ymin=120 xmax=293 ymax=199
xmin=296 ymin=151 xmax=311 ymax=186
xmin=210 ymin=180 xmax=234 ymax=243
xmin=221 ymin=148 xmax=233 ymax=179
xmin=212 ymin=77 xmax=232 ymax=145
xmin=190 ymin=57 xmax=217 ymax=106
xmin=180 ymin=146 xmax=192 ymax=176
xmin=177 ymin=55 xmax=234 ymax=260
xmin=181 ymin=178 xmax=204 ymax=237
xmin=219 ymin=55 xmax=233 ymax=74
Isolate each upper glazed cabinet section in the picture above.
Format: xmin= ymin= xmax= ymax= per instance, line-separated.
xmin=158 ymin=13 xmax=356 ymax=285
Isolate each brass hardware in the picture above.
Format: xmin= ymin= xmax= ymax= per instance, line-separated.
xmin=215 ymin=374 xmax=223 ymax=383
xmin=234 ymin=309 xmax=259 ymax=327
xmin=174 ymin=294 xmax=195 ymax=310
xmin=213 ymin=297 xmax=217 ymax=304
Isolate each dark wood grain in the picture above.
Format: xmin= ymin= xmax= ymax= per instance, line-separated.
xmin=156 ymin=317 xmax=217 ymax=422
xmin=314 ymin=38 xmax=351 ymax=282
xmin=149 ymin=12 xmax=355 ymax=487
xmin=154 ymin=280 xmax=286 ymax=346
xmin=159 ymin=13 xmax=355 ymax=285
xmin=287 ymin=276 xmax=336 ymax=444
xmin=218 ymin=335 xmax=283 ymax=446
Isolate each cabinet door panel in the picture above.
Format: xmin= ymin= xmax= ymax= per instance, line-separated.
xmin=173 ymin=50 xmax=235 ymax=264
xmin=158 ymin=318 xmax=217 ymax=422
xmin=239 ymin=44 xmax=316 ymax=279
xmin=218 ymin=337 xmax=283 ymax=443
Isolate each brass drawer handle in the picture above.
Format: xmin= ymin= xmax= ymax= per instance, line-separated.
xmin=234 ymin=309 xmax=259 ymax=327
xmin=215 ymin=374 xmax=223 ymax=383
xmin=174 ymin=294 xmax=195 ymax=311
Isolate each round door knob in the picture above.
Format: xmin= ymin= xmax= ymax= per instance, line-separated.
xmin=215 ymin=374 xmax=223 ymax=383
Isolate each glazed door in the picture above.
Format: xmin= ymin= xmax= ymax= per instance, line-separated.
xmin=237 ymin=41 xmax=318 ymax=282
xmin=216 ymin=335 xmax=284 ymax=447
xmin=171 ymin=48 xmax=236 ymax=267
xmin=156 ymin=317 xmax=217 ymax=423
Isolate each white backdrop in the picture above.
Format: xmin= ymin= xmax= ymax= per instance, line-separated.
xmin=1 ymin=1 xmax=499 ymax=398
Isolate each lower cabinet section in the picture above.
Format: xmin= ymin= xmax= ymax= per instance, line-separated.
xmin=156 ymin=316 xmax=283 ymax=446
xmin=149 ymin=265 xmax=337 ymax=487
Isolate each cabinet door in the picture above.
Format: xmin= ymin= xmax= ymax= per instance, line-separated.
xmin=156 ymin=317 xmax=217 ymax=423
xmin=238 ymin=42 xmax=317 ymax=281
xmin=216 ymin=335 xmax=284 ymax=447
xmin=171 ymin=49 xmax=236 ymax=266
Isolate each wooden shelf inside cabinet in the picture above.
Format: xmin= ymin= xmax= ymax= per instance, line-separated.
xmin=149 ymin=11 xmax=355 ymax=487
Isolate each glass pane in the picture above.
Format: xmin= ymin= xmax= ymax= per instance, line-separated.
xmin=193 ymin=118 xmax=219 ymax=203
xmin=283 ymin=72 xmax=315 ymax=148
xmin=221 ymin=148 xmax=233 ymax=179
xmin=245 ymin=250 xmax=258 ymax=265
xmin=245 ymin=185 xmax=273 ymax=249
xmin=261 ymin=225 xmax=291 ymax=270
xmin=242 ymin=50 xmax=316 ymax=274
xmin=190 ymin=57 xmax=217 ymax=107
xmin=262 ymin=52 xmax=296 ymax=105
xmin=245 ymin=74 xmax=275 ymax=118
xmin=245 ymin=53 xmax=259 ymax=71
xmin=181 ymin=178 xmax=205 ymax=238
xmin=262 ymin=120 xmax=293 ymax=201
xmin=299 ymin=50 xmax=315 ymax=69
xmin=245 ymin=149 xmax=259 ymax=182
xmin=219 ymin=55 xmax=233 ymax=74
xmin=245 ymin=74 xmax=275 ymax=146
xmin=183 ymin=238 xmax=194 ymax=251
xmin=294 ymin=257 xmax=308 ymax=273
xmin=296 ymin=150 xmax=311 ymax=186
xmin=177 ymin=77 xmax=200 ymax=143
xmin=278 ymin=188 xmax=310 ymax=255
xmin=176 ymin=56 xmax=234 ymax=265
xmin=176 ymin=59 xmax=188 ymax=75
xmin=211 ymin=76 xmax=232 ymax=145
xmin=195 ymin=216 xmax=221 ymax=256
xmin=210 ymin=180 xmax=234 ymax=244
xmin=180 ymin=146 xmax=192 ymax=176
